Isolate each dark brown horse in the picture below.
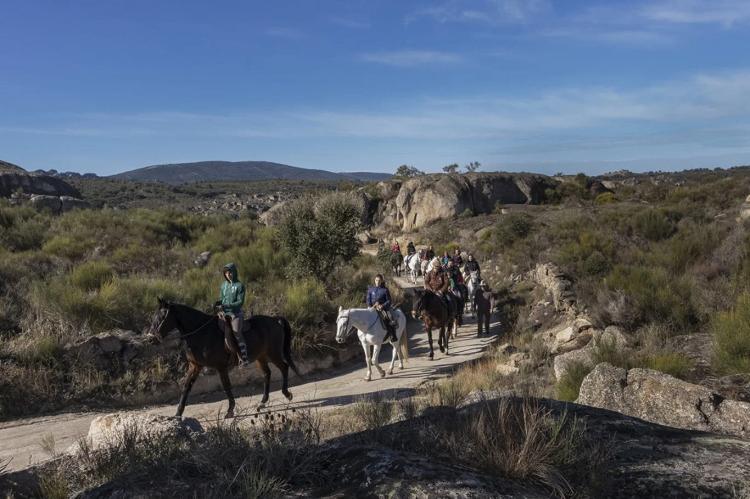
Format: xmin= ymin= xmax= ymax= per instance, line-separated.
xmin=150 ymin=298 xmax=301 ymax=418
xmin=412 ymin=290 xmax=458 ymax=359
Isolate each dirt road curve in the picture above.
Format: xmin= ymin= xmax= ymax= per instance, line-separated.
xmin=0 ymin=274 xmax=501 ymax=473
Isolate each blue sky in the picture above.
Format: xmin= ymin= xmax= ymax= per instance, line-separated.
xmin=2 ymin=0 xmax=750 ymax=175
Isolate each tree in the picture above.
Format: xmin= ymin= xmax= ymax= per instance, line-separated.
xmin=395 ymin=164 xmax=424 ymax=178
xmin=278 ymin=192 xmax=362 ymax=278
xmin=464 ymin=161 xmax=481 ymax=173
xmin=442 ymin=163 xmax=459 ymax=174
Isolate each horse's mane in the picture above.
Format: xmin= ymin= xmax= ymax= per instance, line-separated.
xmin=170 ymin=302 xmax=213 ymax=322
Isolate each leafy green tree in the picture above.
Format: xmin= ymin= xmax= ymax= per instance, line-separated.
xmin=442 ymin=163 xmax=459 ymax=173
xmin=464 ymin=161 xmax=481 ymax=173
xmin=395 ymin=164 xmax=424 ymax=178
xmin=278 ymin=193 xmax=362 ymax=278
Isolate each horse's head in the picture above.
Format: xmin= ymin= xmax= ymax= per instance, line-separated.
xmin=335 ymin=306 xmax=355 ymax=344
xmin=150 ymin=297 xmax=178 ymax=340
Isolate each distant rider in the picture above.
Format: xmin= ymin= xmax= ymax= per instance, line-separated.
xmin=441 ymin=251 xmax=451 ymax=267
xmin=452 ymin=248 xmax=464 ymax=268
xmin=464 ymin=253 xmax=481 ymax=278
xmin=391 ymin=240 xmax=401 ymax=254
xmin=407 ymin=241 xmax=416 ymax=255
xmin=446 ymin=259 xmax=464 ymax=288
xmin=366 ymin=274 xmax=398 ymax=343
xmin=425 ymin=245 xmax=435 ymax=261
xmin=216 ymin=263 xmax=250 ymax=368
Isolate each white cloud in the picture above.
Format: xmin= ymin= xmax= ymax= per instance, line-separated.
xmin=4 ymin=70 xmax=750 ymax=150
xmin=409 ymin=0 xmax=549 ymax=25
xmin=641 ymin=0 xmax=750 ymax=26
xmin=359 ymin=50 xmax=462 ymax=66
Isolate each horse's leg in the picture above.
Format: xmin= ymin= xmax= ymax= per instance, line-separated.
xmin=426 ymin=326 xmax=434 ymax=360
xmin=438 ymin=326 xmax=445 ymax=353
xmin=372 ymin=343 xmax=385 ymax=377
xmin=175 ymin=363 xmax=200 ymax=418
xmin=388 ymin=326 xmax=401 ymax=374
xmin=257 ymin=359 xmax=272 ymax=408
xmin=361 ymin=339 xmax=372 ymax=381
xmin=218 ymin=368 xmax=235 ymax=419
xmin=271 ymin=357 xmax=293 ymax=401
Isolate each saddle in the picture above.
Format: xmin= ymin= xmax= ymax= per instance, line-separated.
xmin=216 ymin=315 xmax=250 ymax=354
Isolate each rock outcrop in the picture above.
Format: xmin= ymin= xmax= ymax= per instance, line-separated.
xmin=372 ymin=173 xmax=556 ymax=231
xmin=577 ymin=363 xmax=750 ymax=438
xmin=740 ymin=194 xmax=750 ymax=220
xmin=74 ymin=413 xmax=203 ymax=452
xmin=307 ymin=397 xmax=750 ymax=498
xmin=0 ymin=164 xmax=81 ymax=198
xmin=29 ymin=194 xmax=90 ymax=214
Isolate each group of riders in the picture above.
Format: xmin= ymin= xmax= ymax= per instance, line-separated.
xmin=371 ymin=240 xmax=491 ymax=342
xmin=216 ymin=241 xmax=489 ymax=368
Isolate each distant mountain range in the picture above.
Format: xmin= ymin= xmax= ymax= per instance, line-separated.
xmin=110 ymin=160 xmax=392 ymax=184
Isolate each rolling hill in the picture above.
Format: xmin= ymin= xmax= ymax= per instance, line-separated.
xmin=110 ymin=160 xmax=392 ymax=184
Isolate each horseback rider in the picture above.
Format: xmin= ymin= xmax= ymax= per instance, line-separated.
xmin=452 ymin=248 xmax=464 ymax=268
xmin=391 ymin=240 xmax=401 ymax=254
xmin=425 ymin=257 xmax=452 ymax=309
xmin=407 ymin=241 xmax=416 ymax=255
xmin=216 ymin=263 xmax=250 ymax=369
xmin=446 ymin=259 xmax=464 ymax=288
xmin=367 ymin=274 xmax=398 ymax=343
xmin=464 ymin=253 xmax=481 ymax=278
xmin=425 ymin=245 xmax=435 ymax=261
xmin=441 ymin=251 xmax=451 ymax=267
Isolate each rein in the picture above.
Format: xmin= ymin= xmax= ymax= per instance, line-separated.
xmin=339 ymin=310 xmax=380 ymax=338
xmin=157 ymin=306 xmax=216 ymax=341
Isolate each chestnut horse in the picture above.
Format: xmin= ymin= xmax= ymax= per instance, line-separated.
xmin=150 ymin=298 xmax=301 ymax=418
xmin=412 ymin=290 xmax=458 ymax=359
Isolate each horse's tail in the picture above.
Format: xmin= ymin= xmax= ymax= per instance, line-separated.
xmin=278 ymin=316 xmax=303 ymax=379
xmin=398 ymin=319 xmax=409 ymax=362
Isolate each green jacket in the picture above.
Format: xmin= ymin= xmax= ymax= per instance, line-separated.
xmin=219 ymin=263 xmax=245 ymax=317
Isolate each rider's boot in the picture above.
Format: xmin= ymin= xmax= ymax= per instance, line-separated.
xmin=233 ymin=331 xmax=251 ymax=369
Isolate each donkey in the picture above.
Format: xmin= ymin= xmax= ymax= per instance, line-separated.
xmin=150 ymin=298 xmax=301 ymax=418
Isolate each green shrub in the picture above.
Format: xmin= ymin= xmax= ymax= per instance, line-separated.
xmin=594 ymin=192 xmax=616 ymax=205
xmin=632 ymin=209 xmax=675 ymax=241
xmin=283 ymin=279 xmax=332 ymax=326
xmin=604 ymin=265 xmax=697 ymax=330
xmin=43 ymin=235 xmax=92 ymax=260
xmin=494 ymin=213 xmax=533 ymax=247
xmin=713 ymin=293 xmax=750 ymax=375
xmin=644 ymin=352 xmax=693 ymax=379
xmin=278 ymin=193 xmax=362 ymax=278
xmin=70 ymin=261 xmax=114 ymax=291
xmin=555 ymin=361 xmax=593 ymax=401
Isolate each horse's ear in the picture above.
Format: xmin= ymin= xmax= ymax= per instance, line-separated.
xmin=338 ymin=305 xmax=342 ymax=313
xmin=158 ymin=296 xmax=164 ymax=305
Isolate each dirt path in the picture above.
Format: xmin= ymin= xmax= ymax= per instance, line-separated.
xmin=0 ymin=272 xmax=502 ymax=473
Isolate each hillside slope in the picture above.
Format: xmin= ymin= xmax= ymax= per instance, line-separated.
xmin=111 ymin=160 xmax=391 ymax=184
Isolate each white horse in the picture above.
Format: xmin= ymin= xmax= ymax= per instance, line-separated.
xmin=335 ymin=306 xmax=408 ymax=381
xmin=403 ymin=253 xmax=421 ymax=284
xmin=420 ymin=258 xmax=430 ymax=277
xmin=465 ymin=271 xmax=480 ymax=316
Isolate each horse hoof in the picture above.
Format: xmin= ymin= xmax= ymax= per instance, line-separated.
xmin=224 ymin=412 xmax=235 ymax=419
xmin=284 ymin=391 xmax=293 ymax=401
xmin=439 ymin=346 xmax=445 ymax=353
xmin=257 ymin=401 xmax=267 ymax=410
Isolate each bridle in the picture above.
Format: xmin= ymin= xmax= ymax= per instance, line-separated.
xmin=337 ymin=309 xmax=380 ymax=339
xmin=155 ymin=304 xmax=216 ymax=340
